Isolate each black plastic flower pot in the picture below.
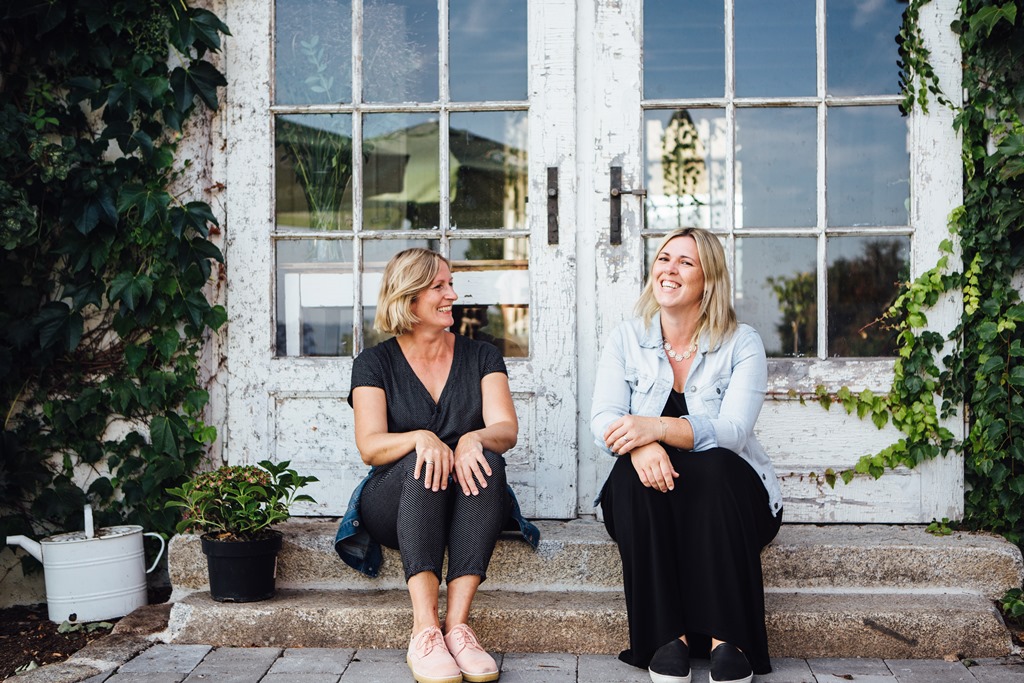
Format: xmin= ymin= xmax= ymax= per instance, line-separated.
xmin=200 ymin=530 xmax=283 ymax=602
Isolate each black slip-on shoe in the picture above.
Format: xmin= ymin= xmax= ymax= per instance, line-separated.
xmin=709 ymin=642 xmax=753 ymax=683
xmin=648 ymin=638 xmax=691 ymax=683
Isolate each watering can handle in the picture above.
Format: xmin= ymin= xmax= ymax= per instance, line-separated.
xmin=143 ymin=533 xmax=166 ymax=573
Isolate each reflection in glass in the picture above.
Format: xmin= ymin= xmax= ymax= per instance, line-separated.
xmin=363 ymin=114 xmax=442 ymax=230
xmin=735 ymin=108 xmax=816 ymax=227
xmin=644 ymin=0 xmax=724 ymax=99
xmin=827 ymin=107 xmax=909 ymax=227
xmin=827 ymin=0 xmax=902 ymax=96
xmin=736 ymin=238 xmax=817 ymax=357
xmin=275 ymin=0 xmax=352 ymax=105
xmin=644 ymin=109 xmax=727 ymax=231
xmin=450 ymin=112 xmax=528 ymax=230
xmin=361 ymin=239 xmax=434 ymax=348
xmin=276 ymin=115 xmax=353 ymax=231
xmin=364 ymin=0 xmax=437 ymax=103
xmin=450 ymin=0 xmax=527 ymax=102
xmin=275 ymin=240 xmax=354 ymax=356
xmin=450 ymin=238 xmax=529 ymax=357
xmin=735 ymin=0 xmax=815 ymax=97
xmin=827 ymin=236 xmax=909 ymax=357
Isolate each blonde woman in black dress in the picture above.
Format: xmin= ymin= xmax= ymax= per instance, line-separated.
xmin=338 ymin=248 xmax=538 ymax=683
xmin=592 ymin=228 xmax=783 ymax=683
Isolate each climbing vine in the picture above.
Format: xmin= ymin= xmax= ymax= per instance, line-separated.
xmin=0 ymin=1 xmax=229 ymax=547
xmin=822 ymin=0 xmax=1024 ymax=545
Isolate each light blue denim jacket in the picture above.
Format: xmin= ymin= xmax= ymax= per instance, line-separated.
xmin=590 ymin=314 xmax=782 ymax=515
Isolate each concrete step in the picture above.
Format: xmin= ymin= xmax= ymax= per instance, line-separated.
xmin=161 ymin=587 xmax=1014 ymax=659
xmin=168 ymin=520 xmax=1024 ymax=599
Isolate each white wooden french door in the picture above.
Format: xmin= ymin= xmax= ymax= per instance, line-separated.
xmin=223 ymin=0 xmax=578 ymax=518
xmin=576 ymin=0 xmax=964 ymax=523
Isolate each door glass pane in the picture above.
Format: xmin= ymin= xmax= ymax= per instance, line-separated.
xmin=276 ymin=114 xmax=354 ymax=232
xmin=736 ymin=237 xmax=817 ymax=358
xmin=361 ymin=239 xmax=434 ymax=348
xmin=827 ymin=0 xmax=902 ymax=96
xmin=826 ymin=106 xmax=909 ymax=227
xmin=450 ymin=238 xmax=530 ymax=357
xmin=450 ymin=0 xmax=527 ymax=102
xmin=736 ymin=108 xmax=816 ymax=228
xmin=276 ymin=240 xmax=354 ymax=356
xmin=364 ymin=0 xmax=438 ymax=103
xmin=827 ymin=236 xmax=909 ymax=357
xmin=735 ymin=0 xmax=815 ymax=97
xmin=363 ymin=114 xmax=442 ymax=230
xmin=449 ymin=112 xmax=528 ymax=230
xmin=644 ymin=109 xmax=728 ymax=231
xmin=644 ymin=0 xmax=724 ymax=99
xmin=275 ymin=0 xmax=352 ymax=105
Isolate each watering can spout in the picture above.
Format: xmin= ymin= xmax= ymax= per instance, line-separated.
xmin=5 ymin=535 xmax=42 ymax=562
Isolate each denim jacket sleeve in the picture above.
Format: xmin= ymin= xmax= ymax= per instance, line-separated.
xmin=334 ymin=468 xmax=382 ymax=578
xmin=590 ymin=322 xmax=635 ymax=455
xmin=686 ymin=325 xmax=767 ymax=455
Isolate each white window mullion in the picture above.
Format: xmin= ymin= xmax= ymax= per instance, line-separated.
xmin=724 ymin=0 xmax=736 ymax=253
xmin=815 ymin=0 xmax=828 ymax=359
xmin=351 ymin=0 xmax=365 ymax=354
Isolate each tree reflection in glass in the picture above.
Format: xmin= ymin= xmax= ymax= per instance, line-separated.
xmin=275 ymin=114 xmax=353 ymax=231
xmin=827 ymin=237 xmax=909 ymax=357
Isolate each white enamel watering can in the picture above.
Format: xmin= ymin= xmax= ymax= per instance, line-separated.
xmin=5 ymin=505 xmax=165 ymax=623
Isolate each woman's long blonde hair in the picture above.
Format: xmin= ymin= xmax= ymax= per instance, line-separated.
xmin=374 ymin=248 xmax=450 ymax=335
xmin=634 ymin=227 xmax=737 ymax=351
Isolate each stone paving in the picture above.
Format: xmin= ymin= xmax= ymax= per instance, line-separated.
xmin=66 ymin=644 xmax=1024 ymax=683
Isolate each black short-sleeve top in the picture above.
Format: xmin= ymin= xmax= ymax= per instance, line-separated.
xmin=348 ymin=334 xmax=508 ymax=451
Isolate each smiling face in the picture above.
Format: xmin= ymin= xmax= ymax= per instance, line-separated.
xmin=651 ymin=235 xmax=705 ymax=313
xmin=410 ymin=260 xmax=458 ymax=330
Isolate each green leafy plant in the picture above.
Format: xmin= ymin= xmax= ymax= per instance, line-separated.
xmin=926 ymin=517 xmax=956 ymax=536
xmin=1001 ymin=587 xmax=1024 ymax=623
xmin=165 ymin=460 xmax=318 ymax=541
xmin=0 ymin=1 xmax=230 ymax=549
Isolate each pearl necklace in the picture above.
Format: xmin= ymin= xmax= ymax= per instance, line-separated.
xmin=663 ymin=340 xmax=697 ymax=362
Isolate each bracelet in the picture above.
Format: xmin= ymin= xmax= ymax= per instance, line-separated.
xmin=659 ymin=418 xmax=668 ymax=441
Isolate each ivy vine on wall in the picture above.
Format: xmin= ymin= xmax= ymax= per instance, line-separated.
xmin=824 ymin=0 xmax=1024 ymax=544
xmin=0 ymin=0 xmax=229 ymax=547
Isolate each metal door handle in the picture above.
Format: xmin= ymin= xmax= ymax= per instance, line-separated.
xmin=547 ymin=167 xmax=558 ymax=245
xmin=609 ymin=166 xmax=646 ymax=245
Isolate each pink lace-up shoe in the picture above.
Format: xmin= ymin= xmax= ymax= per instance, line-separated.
xmin=407 ymin=625 xmax=463 ymax=683
xmin=444 ymin=623 xmax=500 ymax=682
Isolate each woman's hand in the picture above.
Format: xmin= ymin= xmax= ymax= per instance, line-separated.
xmin=629 ymin=442 xmax=679 ymax=492
xmin=413 ymin=430 xmax=454 ymax=491
xmin=453 ymin=433 xmax=493 ymax=496
xmin=604 ymin=415 xmax=665 ymax=455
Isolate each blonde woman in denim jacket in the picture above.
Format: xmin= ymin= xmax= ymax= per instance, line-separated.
xmin=591 ymin=228 xmax=783 ymax=683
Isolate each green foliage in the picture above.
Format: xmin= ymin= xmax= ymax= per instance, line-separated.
xmin=165 ymin=460 xmax=318 ymax=541
xmin=926 ymin=517 xmax=956 ymax=536
xmin=1001 ymin=588 xmax=1024 ymax=622
xmin=818 ymin=0 xmax=1024 ymax=546
xmin=0 ymin=0 xmax=229 ymax=545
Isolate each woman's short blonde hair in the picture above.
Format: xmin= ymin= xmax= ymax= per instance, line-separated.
xmin=374 ymin=248 xmax=451 ymax=336
xmin=634 ymin=227 xmax=737 ymax=351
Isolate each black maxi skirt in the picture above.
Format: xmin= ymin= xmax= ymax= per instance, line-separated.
xmin=600 ymin=446 xmax=782 ymax=675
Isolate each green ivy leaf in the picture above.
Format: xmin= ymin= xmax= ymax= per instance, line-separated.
xmin=117 ymin=184 xmax=170 ymax=227
xmin=109 ymin=272 xmax=154 ymax=311
xmin=169 ymin=61 xmax=227 ymax=111
xmin=150 ymin=416 xmax=178 ymax=457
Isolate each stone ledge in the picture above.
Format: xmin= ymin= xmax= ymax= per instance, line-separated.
xmin=168 ymin=521 xmax=1024 ymax=600
xmin=161 ymin=587 xmax=1014 ymax=660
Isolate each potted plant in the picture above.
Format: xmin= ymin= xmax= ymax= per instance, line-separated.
xmin=165 ymin=460 xmax=318 ymax=602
